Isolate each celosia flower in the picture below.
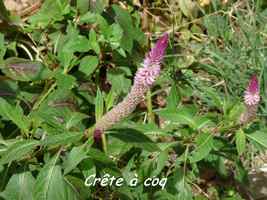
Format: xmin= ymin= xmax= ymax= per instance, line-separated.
xmin=94 ymin=34 xmax=168 ymax=139
xmin=244 ymin=75 xmax=260 ymax=106
xmin=134 ymin=33 xmax=168 ymax=87
xmin=240 ymin=75 xmax=260 ymax=124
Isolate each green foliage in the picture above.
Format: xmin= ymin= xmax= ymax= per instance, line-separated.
xmin=0 ymin=0 xmax=266 ymax=199
xmin=235 ymin=129 xmax=246 ymax=156
xmin=0 ymin=172 xmax=35 ymax=200
xmin=0 ymin=97 xmax=30 ymax=133
xmin=1 ymin=57 xmax=52 ymax=81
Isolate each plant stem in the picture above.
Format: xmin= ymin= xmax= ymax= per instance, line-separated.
xmin=101 ymin=133 xmax=107 ymax=153
xmin=32 ymin=82 xmax=56 ymax=111
xmin=146 ymin=89 xmax=154 ymax=123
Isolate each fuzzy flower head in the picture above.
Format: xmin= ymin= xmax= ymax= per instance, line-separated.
xmin=134 ymin=33 xmax=168 ymax=87
xmin=244 ymin=75 xmax=260 ymax=106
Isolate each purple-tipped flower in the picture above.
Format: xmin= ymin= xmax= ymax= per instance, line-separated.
xmin=240 ymin=75 xmax=260 ymax=124
xmin=135 ymin=33 xmax=168 ymax=87
xmin=134 ymin=65 xmax=161 ymax=86
xmin=94 ymin=34 xmax=168 ymax=135
xmin=244 ymin=75 xmax=260 ymax=106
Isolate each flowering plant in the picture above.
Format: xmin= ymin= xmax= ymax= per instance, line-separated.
xmin=94 ymin=34 xmax=168 ymax=140
xmin=240 ymin=75 xmax=260 ymax=124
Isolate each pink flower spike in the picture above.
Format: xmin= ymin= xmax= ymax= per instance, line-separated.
xmin=134 ymin=65 xmax=160 ymax=86
xmin=94 ymin=33 xmax=169 ymax=132
xmin=244 ymin=75 xmax=260 ymax=106
xmin=148 ymin=33 xmax=169 ymax=65
xmin=134 ymin=34 xmax=169 ymax=87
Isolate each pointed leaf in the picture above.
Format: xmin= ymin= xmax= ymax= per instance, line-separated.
xmin=190 ymin=132 xmax=213 ymax=163
xmin=0 ymin=97 xmax=30 ymax=132
xmin=41 ymin=132 xmax=83 ymax=147
xmin=34 ymin=153 xmax=78 ymax=200
xmin=64 ymin=144 xmax=89 ymax=175
xmin=109 ymin=128 xmax=160 ymax=152
xmin=1 ymin=58 xmax=52 ymax=82
xmin=235 ymin=129 xmax=246 ymax=155
xmin=247 ymin=131 xmax=267 ymax=149
xmin=79 ymin=56 xmax=98 ymax=76
xmin=95 ymin=88 xmax=104 ymax=121
xmin=0 ymin=172 xmax=35 ymax=200
xmin=0 ymin=140 xmax=40 ymax=165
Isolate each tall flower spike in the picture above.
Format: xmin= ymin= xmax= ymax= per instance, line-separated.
xmin=244 ymin=75 xmax=260 ymax=106
xmin=94 ymin=34 xmax=169 ymax=138
xmin=134 ymin=33 xmax=168 ymax=87
xmin=240 ymin=75 xmax=260 ymax=124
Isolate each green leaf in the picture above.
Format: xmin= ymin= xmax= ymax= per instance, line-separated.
xmin=57 ymin=50 xmax=74 ymax=69
xmin=0 ymin=33 xmax=6 ymax=60
xmin=87 ymin=148 xmax=119 ymax=173
xmin=158 ymin=106 xmax=201 ymax=128
xmin=80 ymin=159 xmax=96 ymax=178
xmin=109 ymin=128 xmax=160 ymax=152
xmin=247 ymin=131 xmax=267 ymax=149
xmin=190 ymin=132 xmax=213 ymax=163
xmin=34 ymin=153 xmax=78 ymax=200
xmin=227 ymin=103 xmax=244 ymax=121
xmin=192 ymin=116 xmax=212 ymax=130
xmin=62 ymin=35 xmax=91 ymax=53
xmin=28 ymin=0 xmax=70 ymax=28
xmin=158 ymin=105 xmax=211 ymax=130
xmin=152 ymin=151 xmax=168 ymax=176
xmin=200 ymin=87 xmax=223 ymax=108
xmin=57 ymin=24 xmax=91 ymax=69
xmin=235 ymin=129 xmax=246 ymax=155
xmin=168 ymin=168 xmax=193 ymax=200
xmin=63 ymin=176 xmax=91 ymax=199
xmin=90 ymin=0 xmax=109 ymax=13
xmin=95 ymin=88 xmax=104 ymax=121
xmin=42 ymin=132 xmax=83 ymax=147
xmin=89 ymin=30 xmax=100 ymax=54
xmin=125 ymin=122 xmax=169 ymax=136
xmin=204 ymin=15 xmax=231 ymax=40
xmin=0 ymin=58 xmax=52 ymax=82
xmin=0 ymin=172 xmax=35 ymax=200
xmin=107 ymin=68 xmax=131 ymax=94
xmin=76 ymin=0 xmax=89 ymax=14
xmin=0 ymin=97 xmax=30 ymax=133
xmin=111 ymin=5 xmax=133 ymax=30
xmin=234 ymin=161 xmax=247 ymax=183
xmin=154 ymin=191 xmax=177 ymax=200
xmin=0 ymin=140 xmax=40 ymax=165
xmin=79 ymin=12 xmax=97 ymax=24
xmin=79 ymin=56 xmax=98 ymax=76
xmin=178 ymin=0 xmax=197 ymax=18
xmin=112 ymin=5 xmax=143 ymax=52
xmin=105 ymin=90 xmax=115 ymax=111
xmin=167 ymin=84 xmax=180 ymax=110
xmin=106 ymin=24 xmax=124 ymax=50
xmin=56 ymin=73 xmax=77 ymax=90
xmin=64 ymin=112 xmax=88 ymax=130
xmin=158 ymin=106 xmax=196 ymax=122
xmin=64 ymin=144 xmax=89 ymax=175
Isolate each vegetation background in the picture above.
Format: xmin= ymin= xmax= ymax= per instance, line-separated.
xmin=0 ymin=0 xmax=267 ymax=199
